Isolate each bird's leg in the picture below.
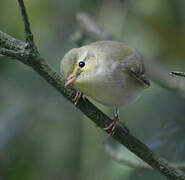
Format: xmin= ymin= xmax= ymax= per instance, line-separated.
xmin=72 ymin=90 xmax=82 ymax=105
xmin=104 ymin=107 xmax=119 ymax=136
xmin=72 ymin=90 xmax=85 ymax=105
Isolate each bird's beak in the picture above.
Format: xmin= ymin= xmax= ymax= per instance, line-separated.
xmin=65 ymin=75 xmax=77 ymax=86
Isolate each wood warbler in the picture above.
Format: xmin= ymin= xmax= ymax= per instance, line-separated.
xmin=60 ymin=41 xmax=150 ymax=135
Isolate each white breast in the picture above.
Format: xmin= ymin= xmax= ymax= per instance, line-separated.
xmin=75 ymin=61 xmax=144 ymax=107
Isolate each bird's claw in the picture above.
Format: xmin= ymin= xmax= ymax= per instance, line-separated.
xmin=104 ymin=115 xmax=119 ymax=136
xmin=72 ymin=90 xmax=85 ymax=105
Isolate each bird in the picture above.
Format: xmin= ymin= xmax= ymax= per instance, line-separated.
xmin=60 ymin=41 xmax=150 ymax=135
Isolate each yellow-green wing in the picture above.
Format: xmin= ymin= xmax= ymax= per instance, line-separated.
xmin=90 ymin=41 xmax=150 ymax=87
xmin=126 ymin=63 xmax=150 ymax=87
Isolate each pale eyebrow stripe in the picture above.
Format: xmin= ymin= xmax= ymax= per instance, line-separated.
xmin=83 ymin=56 xmax=88 ymax=62
xmin=83 ymin=51 xmax=93 ymax=62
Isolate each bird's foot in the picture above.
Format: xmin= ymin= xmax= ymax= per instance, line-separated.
xmin=72 ymin=90 xmax=85 ymax=105
xmin=104 ymin=115 xmax=119 ymax=136
xmin=104 ymin=107 xmax=129 ymax=136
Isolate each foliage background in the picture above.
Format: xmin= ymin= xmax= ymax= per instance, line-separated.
xmin=0 ymin=0 xmax=185 ymax=179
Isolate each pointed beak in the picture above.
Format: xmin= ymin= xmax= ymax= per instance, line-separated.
xmin=65 ymin=75 xmax=77 ymax=86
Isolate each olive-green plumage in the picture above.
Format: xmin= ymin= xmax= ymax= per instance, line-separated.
xmin=60 ymin=41 xmax=150 ymax=107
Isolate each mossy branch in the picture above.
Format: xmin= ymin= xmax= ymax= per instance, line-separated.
xmin=0 ymin=1 xmax=185 ymax=180
xmin=104 ymin=141 xmax=185 ymax=170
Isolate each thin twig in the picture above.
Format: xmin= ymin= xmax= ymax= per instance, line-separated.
xmin=77 ymin=12 xmax=115 ymax=41
xmin=17 ymin=0 xmax=37 ymax=52
xmin=104 ymin=141 xmax=185 ymax=170
xmin=171 ymin=71 xmax=185 ymax=78
xmin=75 ymin=12 xmax=185 ymax=98
xmin=104 ymin=141 xmax=152 ymax=169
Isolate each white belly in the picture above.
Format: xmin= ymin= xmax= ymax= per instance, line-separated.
xmin=75 ymin=70 xmax=145 ymax=107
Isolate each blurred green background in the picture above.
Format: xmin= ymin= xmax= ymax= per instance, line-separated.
xmin=0 ymin=0 xmax=185 ymax=179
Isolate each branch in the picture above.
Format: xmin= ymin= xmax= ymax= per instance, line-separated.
xmin=104 ymin=141 xmax=185 ymax=170
xmin=17 ymin=0 xmax=37 ymax=52
xmin=0 ymin=31 xmax=25 ymax=50
xmin=0 ymin=2 xmax=185 ymax=179
xmin=76 ymin=13 xmax=115 ymax=41
xmin=104 ymin=141 xmax=152 ymax=170
xmin=0 ymin=47 xmax=23 ymax=59
xmin=76 ymin=12 xmax=185 ymax=98
xmin=0 ymin=29 xmax=184 ymax=180
xmin=171 ymin=71 xmax=185 ymax=78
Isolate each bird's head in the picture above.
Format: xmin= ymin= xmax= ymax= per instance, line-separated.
xmin=60 ymin=47 xmax=99 ymax=87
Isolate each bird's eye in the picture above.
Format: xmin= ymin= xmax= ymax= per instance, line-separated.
xmin=78 ymin=61 xmax=85 ymax=68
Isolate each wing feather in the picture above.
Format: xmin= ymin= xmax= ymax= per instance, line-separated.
xmin=89 ymin=41 xmax=150 ymax=87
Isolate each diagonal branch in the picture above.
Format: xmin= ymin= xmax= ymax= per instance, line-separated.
xmin=0 ymin=47 xmax=23 ymax=59
xmin=0 ymin=1 xmax=185 ymax=179
xmin=0 ymin=31 xmax=25 ymax=50
xmin=0 ymin=30 xmax=185 ymax=180
xmin=104 ymin=141 xmax=185 ymax=170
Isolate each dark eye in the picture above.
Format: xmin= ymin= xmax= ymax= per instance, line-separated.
xmin=78 ymin=61 xmax=85 ymax=68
